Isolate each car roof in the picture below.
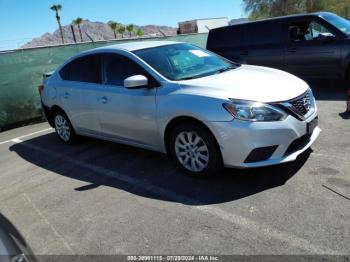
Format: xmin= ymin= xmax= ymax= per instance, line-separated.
xmin=93 ymin=40 xmax=181 ymax=52
xmin=251 ymin=11 xmax=334 ymax=22
xmin=59 ymin=40 xmax=183 ymax=72
xmin=213 ymin=12 xmax=336 ymax=30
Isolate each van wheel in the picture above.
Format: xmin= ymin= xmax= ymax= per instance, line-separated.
xmin=169 ymin=122 xmax=222 ymax=177
xmin=53 ymin=110 xmax=77 ymax=144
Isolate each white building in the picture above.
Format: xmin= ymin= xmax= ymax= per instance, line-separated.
xmin=178 ymin=17 xmax=229 ymax=34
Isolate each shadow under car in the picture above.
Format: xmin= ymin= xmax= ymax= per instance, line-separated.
xmin=9 ymin=133 xmax=312 ymax=206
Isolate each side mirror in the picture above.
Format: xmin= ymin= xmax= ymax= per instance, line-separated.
xmin=318 ymin=33 xmax=336 ymax=43
xmin=124 ymin=75 xmax=148 ymax=89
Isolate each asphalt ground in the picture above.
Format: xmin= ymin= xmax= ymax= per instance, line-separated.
xmin=0 ymin=86 xmax=349 ymax=256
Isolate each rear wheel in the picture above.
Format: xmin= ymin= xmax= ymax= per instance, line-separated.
xmin=53 ymin=110 xmax=77 ymax=144
xmin=169 ymin=122 xmax=222 ymax=177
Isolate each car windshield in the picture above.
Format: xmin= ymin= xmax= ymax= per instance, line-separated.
xmin=323 ymin=13 xmax=350 ymax=35
xmin=133 ymin=43 xmax=239 ymax=81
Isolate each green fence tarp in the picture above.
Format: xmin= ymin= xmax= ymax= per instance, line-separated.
xmin=0 ymin=33 xmax=208 ymax=129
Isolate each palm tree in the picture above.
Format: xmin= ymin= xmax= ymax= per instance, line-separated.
xmin=50 ymin=4 xmax=64 ymax=44
xmin=126 ymin=24 xmax=134 ymax=38
xmin=72 ymin=17 xmax=84 ymax=42
xmin=118 ymin=24 xmax=126 ymax=38
xmin=136 ymin=28 xmax=144 ymax=37
xmin=108 ymin=21 xmax=118 ymax=39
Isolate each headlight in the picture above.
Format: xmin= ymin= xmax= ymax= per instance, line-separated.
xmin=223 ymin=100 xmax=287 ymax=122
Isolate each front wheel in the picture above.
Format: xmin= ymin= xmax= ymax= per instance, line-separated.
xmin=53 ymin=110 xmax=77 ymax=144
xmin=169 ymin=123 xmax=223 ymax=177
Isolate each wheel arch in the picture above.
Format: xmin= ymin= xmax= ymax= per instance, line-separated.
xmin=51 ymin=105 xmax=65 ymax=114
xmin=49 ymin=105 xmax=72 ymax=128
xmin=44 ymin=105 xmax=65 ymax=127
xmin=163 ymin=116 xmax=221 ymax=156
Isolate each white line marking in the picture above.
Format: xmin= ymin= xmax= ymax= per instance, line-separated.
xmin=11 ymin=138 xmax=22 ymax=144
xmin=22 ymin=193 xmax=74 ymax=254
xmin=0 ymin=128 xmax=53 ymax=145
xmin=15 ymin=139 xmax=343 ymax=254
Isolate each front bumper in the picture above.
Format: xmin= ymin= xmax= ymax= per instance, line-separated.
xmin=207 ymin=112 xmax=320 ymax=168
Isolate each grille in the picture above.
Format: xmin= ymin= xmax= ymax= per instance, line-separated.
xmin=291 ymin=92 xmax=311 ymax=116
xmin=281 ymin=91 xmax=314 ymax=120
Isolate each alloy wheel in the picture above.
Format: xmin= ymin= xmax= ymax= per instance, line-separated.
xmin=174 ymin=131 xmax=209 ymax=172
xmin=55 ymin=114 xmax=71 ymax=142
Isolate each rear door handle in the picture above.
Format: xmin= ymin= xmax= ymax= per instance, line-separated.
xmin=63 ymin=92 xmax=70 ymax=99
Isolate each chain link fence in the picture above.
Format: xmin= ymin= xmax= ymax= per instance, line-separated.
xmin=0 ymin=33 xmax=208 ymax=130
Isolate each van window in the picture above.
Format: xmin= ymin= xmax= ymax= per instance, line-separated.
xmin=307 ymin=21 xmax=335 ymax=39
xmin=289 ymin=20 xmax=335 ymax=42
xmin=60 ymin=55 xmax=101 ymax=83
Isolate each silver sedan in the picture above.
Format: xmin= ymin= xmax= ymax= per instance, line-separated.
xmin=40 ymin=41 xmax=320 ymax=176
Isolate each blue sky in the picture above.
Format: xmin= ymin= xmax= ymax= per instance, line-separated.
xmin=0 ymin=0 xmax=245 ymax=50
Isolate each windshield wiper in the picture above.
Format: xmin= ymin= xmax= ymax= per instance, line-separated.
xmin=178 ymin=66 xmax=236 ymax=81
xmin=215 ymin=66 xmax=235 ymax=74
xmin=177 ymin=73 xmax=206 ymax=81
xmin=179 ymin=76 xmax=196 ymax=80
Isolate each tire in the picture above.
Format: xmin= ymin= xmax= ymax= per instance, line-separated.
xmin=53 ymin=110 xmax=77 ymax=145
xmin=169 ymin=122 xmax=223 ymax=177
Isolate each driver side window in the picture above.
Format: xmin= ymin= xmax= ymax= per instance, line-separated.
xmin=305 ymin=21 xmax=335 ymax=41
xmin=102 ymin=54 xmax=149 ymax=87
xmin=289 ymin=20 xmax=335 ymax=43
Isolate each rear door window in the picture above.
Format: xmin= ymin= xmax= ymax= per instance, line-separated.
xmin=60 ymin=54 xmax=101 ymax=83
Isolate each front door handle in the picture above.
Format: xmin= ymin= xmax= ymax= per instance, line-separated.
xmin=99 ymin=96 xmax=110 ymax=104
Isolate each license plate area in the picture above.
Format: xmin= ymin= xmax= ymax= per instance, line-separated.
xmin=307 ymin=117 xmax=318 ymax=135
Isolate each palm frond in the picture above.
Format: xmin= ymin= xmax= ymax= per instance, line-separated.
xmin=50 ymin=4 xmax=62 ymax=11
xmin=73 ymin=17 xmax=83 ymax=25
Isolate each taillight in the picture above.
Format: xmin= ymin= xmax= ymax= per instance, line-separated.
xmin=38 ymin=84 xmax=44 ymax=95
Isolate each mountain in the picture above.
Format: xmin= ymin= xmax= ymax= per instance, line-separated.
xmin=21 ymin=20 xmax=178 ymax=49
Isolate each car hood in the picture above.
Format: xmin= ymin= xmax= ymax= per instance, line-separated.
xmin=177 ymin=65 xmax=309 ymax=103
